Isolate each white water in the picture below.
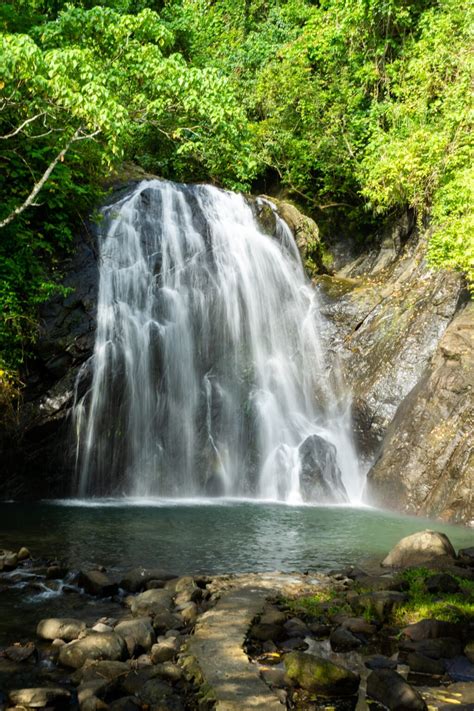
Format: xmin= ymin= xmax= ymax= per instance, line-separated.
xmin=74 ymin=180 xmax=361 ymax=502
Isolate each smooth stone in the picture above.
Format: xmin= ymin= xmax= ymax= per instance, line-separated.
xmin=382 ymin=531 xmax=456 ymax=568
xmin=37 ymin=618 xmax=87 ymax=642
xmin=153 ymin=661 xmax=183 ymax=683
xmin=335 ymin=616 xmax=377 ymax=636
xmin=174 ymin=576 xmax=195 ymax=593
xmin=365 ymin=655 xmax=397 ymax=670
xmin=17 ymin=547 xmax=30 ymax=561
xmin=0 ymin=550 xmax=18 ymax=570
xmin=80 ymin=660 xmax=130 ymax=682
xmin=367 ymin=669 xmax=427 ymax=709
xmin=120 ymin=568 xmax=175 ymax=593
xmin=58 ymin=632 xmax=127 ymax=669
xmin=178 ymin=601 xmax=198 ymax=625
xmin=260 ymin=667 xmax=293 ymax=688
xmin=127 ymin=588 xmax=173 ymax=617
xmin=77 ymin=570 xmax=118 ymax=597
xmin=9 ymin=688 xmax=71 ymax=708
xmin=407 ymin=652 xmax=445 ymax=675
xmin=5 ymin=644 xmax=36 ymax=663
xmin=92 ymin=623 xmax=114 ymax=634
xmin=283 ymin=617 xmax=309 ymax=638
xmin=280 ymin=637 xmax=308 ymax=652
xmin=114 ymin=617 xmax=155 ymax=656
xmin=152 ymin=610 xmax=183 ymax=634
xmin=330 ymin=626 xmax=362 ymax=652
xmin=308 ymin=622 xmax=331 ymax=638
xmin=150 ymin=638 xmax=178 ymax=664
xmin=284 ymin=651 xmax=360 ymax=696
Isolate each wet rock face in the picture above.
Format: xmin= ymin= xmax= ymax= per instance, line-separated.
xmin=298 ymin=434 xmax=348 ymax=503
xmin=367 ymin=304 xmax=474 ymax=524
xmin=2 ymin=226 xmax=99 ymax=499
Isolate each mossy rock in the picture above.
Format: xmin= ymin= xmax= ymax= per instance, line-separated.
xmin=284 ymin=651 xmax=360 ymax=696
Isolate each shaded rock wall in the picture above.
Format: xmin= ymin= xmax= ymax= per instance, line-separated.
xmin=367 ymin=303 xmax=473 ymax=525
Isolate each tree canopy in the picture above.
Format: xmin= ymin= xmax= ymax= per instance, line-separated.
xmin=0 ymin=0 xmax=472 ymax=377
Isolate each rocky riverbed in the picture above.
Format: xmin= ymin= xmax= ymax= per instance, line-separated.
xmin=1 ymin=530 xmax=473 ymax=710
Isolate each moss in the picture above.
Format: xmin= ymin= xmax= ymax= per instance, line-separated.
xmin=281 ymin=590 xmax=351 ymax=620
xmin=393 ymin=568 xmax=474 ymax=625
xmin=284 ymin=651 xmax=360 ymax=696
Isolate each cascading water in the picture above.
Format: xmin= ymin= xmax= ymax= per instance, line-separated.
xmin=74 ymin=179 xmax=360 ymax=502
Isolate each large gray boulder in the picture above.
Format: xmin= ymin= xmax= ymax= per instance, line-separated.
xmin=58 ymin=632 xmax=127 ymax=669
xmin=37 ymin=617 xmax=87 ymax=641
xmin=114 ymin=617 xmax=155 ymax=655
xmin=298 ymin=434 xmax=348 ymax=503
xmin=382 ymin=531 xmax=456 ymax=568
xmin=78 ymin=569 xmax=118 ymax=597
xmin=367 ymin=669 xmax=427 ymax=710
xmin=127 ymin=588 xmax=173 ymax=618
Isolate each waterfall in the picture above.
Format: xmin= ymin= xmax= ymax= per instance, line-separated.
xmin=74 ymin=180 xmax=360 ymax=502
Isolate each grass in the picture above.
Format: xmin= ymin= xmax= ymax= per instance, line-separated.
xmin=282 ymin=589 xmax=352 ymax=620
xmin=392 ymin=568 xmax=474 ymax=626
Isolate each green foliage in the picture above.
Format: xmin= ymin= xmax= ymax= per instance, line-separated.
xmin=1 ymin=0 xmax=472 ymax=377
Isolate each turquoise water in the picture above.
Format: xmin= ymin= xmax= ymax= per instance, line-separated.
xmin=1 ymin=499 xmax=472 ymax=575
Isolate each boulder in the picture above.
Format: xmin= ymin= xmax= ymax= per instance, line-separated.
xmin=284 ymin=651 xmax=360 ymax=696
xmin=114 ymin=617 xmax=155 ymax=656
xmin=17 ymin=547 xmax=31 ymax=561
xmin=425 ymin=573 xmax=460 ymax=594
xmin=407 ymin=652 xmax=445 ymax=676
xmin=366 ymin=669 xmax=427 ymax=710
xmin=150 ymin=638 xmax=179 ymax=664
xmin=127 ymin=588 xmax=173 ymax=617
xmin=402 ymin=619 xmax=462 ymax=641
xmin=4 ymin=644 xmax=36 ymax=663
xmin=0 ymin=550 xmax=18 ymax=570
xmin=37 ymin=617 xmax=87 ymax=641
xmin=119 ymin=568 xmax=175 ymax=593
xmin=58 ymin=632 xmax=127 ymax=668
xmin=458 ymin=547 xmax=474 ymax=567
xmin=178 ymin=601 xmax=198 ymax=626
xmin=283 ymin=617 xmax=309 ymax=638
xmin=9 ymin=688 xmax=71 ymax=708
xmin=335 ymin=616 xmax=377 ymax=636
xmin=298 ymin=434 xmax=348 ymax=503
xmin=330 ymin=627 xmax=362 ymax=652
xmin=152 ymin=610 xmax=183 ymax=635
xmin=382 ymin=531 xmax=456 ymax=568
xmin=365 ymin=655 xmax=397 ymax=670
xmin=78 ymin=569 xmax=118 ymax=597
xmin=260 ymin=607 xmax=286 ymax=626
xmin=79 ymin=660 xmax=130 ymax=682
xmin=251 ymin=623 xmax=286 ymax=643
xmin=399 ymin=637 xmax=463 ymax=660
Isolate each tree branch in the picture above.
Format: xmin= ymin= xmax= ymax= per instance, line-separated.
xmin=0 ymin=112 xmax=47 ymax=140
xmin=0 ymin=128 xmax=87 ymax=230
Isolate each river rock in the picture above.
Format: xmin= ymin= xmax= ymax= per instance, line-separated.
xmin=283 ymin=617 xmax=309 ymax=638
xmin=399 ymin=637 xmax=463 ymax=659
xmin=119 ymin=567 xmax=175 ymax=593
xmin=17 ymin=546 xmax=30 ymax=561
xmin=127 ymin=588 xmax=173 ymax=617
xmin=366 ymin=669 xmax=427 ymax=710
xmin=458 ymin=547 xmax=474 ymax=567
xmin=58 ymin=632 xmax=127 ymax=668
xmin=425 ymin=572 xmax=460 ymax=594
xmin=37 ymin=617 xmax=87 ymax=641
xmin=407 ymin=652 xmax=445 ymax=676
xmin=114 ymin=617 xmax=155 ymax=655
xmin=365 ymin=655 xmax=397 ymax=670
xmin=150 ymin=637 xmax=179 ymax=664
xmin=284 ymin=651 xmax=360 ymax=696
xmin=298 ymin=434 xmax=348 ymax=503
xmin=402 ymin=618 xmax=462 ymax=641
xmin=5 ymin=643 xmax=36 ymax=663
xmin=9 ymin=687 xmax=71 ymax=708
xmin=0 ymin=550 xmax=18 ymax=570
xmin=79 ymin=660 xmax=130 ymax=682
xmin=330 ymin=627 xmax=362 ymax=652
xmin=381 ymin=531 xmax=456 ymax=567
xmin=260 ymin=607 xmax=286 ymax=626
xmin=78 ymin=569 xmax=118 ymax=597
xmin=251 ymin=622 xmax=286 ymax=643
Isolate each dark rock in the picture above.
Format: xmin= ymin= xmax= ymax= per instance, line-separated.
xmin=78 ymin=570 xmax=118 ymax=597
xmin=150 ymin=638 xmax=179 ymax=663
xmin=381 ymin=531 xmax=456 ymax=568
xmin=46 ymin=565 xmax=69 ymax=580
xmin=251 ymin=623 xmax=286 ymax=643
xmin=366 ymin=669 xmax=427 ymax=710
xmin=152 ymin=611 xmax=183 ymax=635
xmin=298 ymin=434 xmax=348 ymax=503
xmin=400 ymin=637 xmax=463 ymax=660
xmin=308 ymin=623 xmax=331 ymax=638
xmin=108 ymin=697 xmax=141 ymax=711
xmin=465 ymin=640 xmax=474 ymax=664
xmin=280 ymin=638 xmax=308 ymax=652
xmin=402 ymin=619 xmax=463 ymax=641
xmin=4 ymin=644 xmax=36 ymax=663
xmin=458 ymin=547 xmax=474 ymax=567
xmin=425 ymin=573 xmax=460 ymax=594
xmin=445 ymin=655 xmax=474 ymax=682
xmin=259 ymin=607 xmax=287 ymax=626
xmin=283 ymin=617 xmax=309 ymax=638
xmin=407 ymin=652 xmax=445 ymax=676
xmin=284 ymin=651 xmax=360 ymax=696
xmin=330 ymin=627 xmax=362 ymax=652
xmin=336 ymin=616 xmax=377 ymax=636
xmin=365 ymin=655 xmax=397 ymax=670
